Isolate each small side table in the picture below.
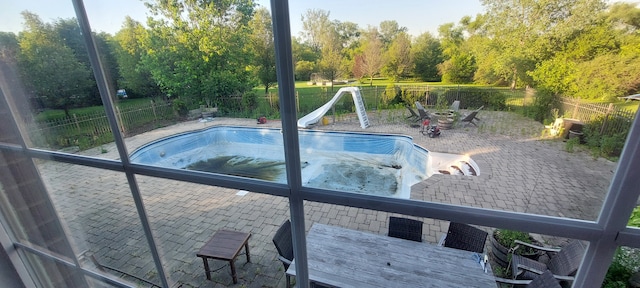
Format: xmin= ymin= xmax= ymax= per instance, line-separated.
xmin=196 ymin=230 xmax=251 ymax=284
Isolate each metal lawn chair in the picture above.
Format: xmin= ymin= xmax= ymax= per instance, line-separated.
xmin=405 ymin=104 xmax=421 ymax=122
xmin=414 ymin=101 xmax=431 ymax=120
xmin=460 ymin=106 xmax=484 ymax=127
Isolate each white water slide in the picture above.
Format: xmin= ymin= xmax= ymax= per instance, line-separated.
xmin=297 ymin=87 xmax=370 ymax=129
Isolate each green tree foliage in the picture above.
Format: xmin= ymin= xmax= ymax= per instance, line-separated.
xmin=292 ymin=37 xmax=319 ymax=81
xmin=378 ymin=20 xmax=407 ymax=46
xmin=437 ymin=22 xmax=476 ymax=84
xmin=0 ymin=32 xmax=19 ymax=59
xmin=382 ymin=32 xmax=412 ymax=82
xmin=411 ymin=32 xmax=442 ymax=82
xmin=17 ymin=12 xmax=93 ymax=116
xmin=141 ymin=0 xmax=256 ymax=106
xmin=112 ymin=17 xmax=159 ymax=98
xmin=248 ymin=7 xmax=277 ymax=94
xmin=529 ymin=3 xmax=640 ymax=99
xmin=295 ymin=60 xmax=315 ymax=82
xmin=480 ymin=0 xmax=606 ymax=89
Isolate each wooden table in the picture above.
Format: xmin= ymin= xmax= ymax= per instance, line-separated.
xmin=196 ymin=230 xmax=251 ymax=284
xmin=287 ymin=224 xmax=496 ymax=287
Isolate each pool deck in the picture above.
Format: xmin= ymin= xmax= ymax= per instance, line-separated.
xmin=40 ymin=110 xmax=617 ymax=287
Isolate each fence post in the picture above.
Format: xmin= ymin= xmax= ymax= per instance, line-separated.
xmin=572 ymin=99 xmax=579 ymax=119
xmin=73 ymin=114 xmax=80 ymax=131
xmin=375 ymin=86 xmax=378 ymax=108
xmin=600 ymin=103 xmax=615 ymax=135
xmin=151 ymin=100 xmax=157 ymax=121
xmin=115 ymin=106 xmax=126 ymax=135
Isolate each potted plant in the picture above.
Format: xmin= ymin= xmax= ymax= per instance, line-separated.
xmin=433 ymin=94 xmax=454 ymax=129
xmin=490 ymin=229 xmax=541 ymax=269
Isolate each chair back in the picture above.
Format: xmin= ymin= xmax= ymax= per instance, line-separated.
xmin=527 ymin=270 xmax=561 ymax=288
xmin=547 ymin=240 xmax=585 ymax=276
xmin=461 ymin=111 xmax=478 ymax=122
xmin=414 ymin=102 xmax=430 ymax=120
xmin=388 ymin=216 xmax=423 ymax=242
xmin=450 ymin=101 xmax=460 ymax=112
xmin=272 ymin=220 xmax=294 ymax=268
xmin=444 ymin=222 xmax=488 ymax=253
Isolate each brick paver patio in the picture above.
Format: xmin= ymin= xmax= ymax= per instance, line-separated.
xmin=38 ymin=109 xmax=617 ymax=287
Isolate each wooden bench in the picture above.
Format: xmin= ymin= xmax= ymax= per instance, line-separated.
xmin=196 ymin=230 xmax=251 ymax=284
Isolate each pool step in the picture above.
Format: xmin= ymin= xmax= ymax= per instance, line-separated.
xmin=443 ymin=161 xmax=477 ymax=176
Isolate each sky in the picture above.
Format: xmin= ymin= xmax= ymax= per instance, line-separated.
xmin=0 ymin=0 xmax=485 ymax=37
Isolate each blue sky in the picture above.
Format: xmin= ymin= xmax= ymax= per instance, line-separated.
xmin=1 ymin=0 xmax=485 ymax=37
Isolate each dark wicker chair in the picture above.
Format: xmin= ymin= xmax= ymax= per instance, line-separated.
xmin=495 ymin=269 xmax=562 ymax=287
xmin=388 ymin=216 xmax=423 ymax=242
xmin=272 ymin=220 xmax=294 ymax=288
xmin=438 ymin=222 xmax=488 ymax=253
xmin=527 ymin=270 xmax=562 ymax=288
xmin=511 ymin=240 xmax=586 ymax=286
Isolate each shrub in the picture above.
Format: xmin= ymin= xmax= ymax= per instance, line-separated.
xmin=382 ymin=84 xmax=401 ymax=107
xmin=530 ymin=88 xmax=560 ymax=123
xmin=242 ymin=91 xmax=258 ymax=111
xmin=172 ymin=99 xmax=188 ymax=117
xmin=583 ymin=115 xmax=630 ymax=158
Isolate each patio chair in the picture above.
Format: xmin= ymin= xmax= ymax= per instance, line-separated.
xmin=272 ymin=220 xmax=294 ymax=288
xmin=449 ymin=100 xmax=460 ymax=113
xmin=388 ymin=216 xmax=423 ymax=242
xmin=438 ymin=222 xmax=488 ymax=253
xmin=405 ymin=104 xmax=421 ymax=122
xmin=495 ymin=269 xmax=562 ymax=288
xmin=510 ymin=240 xmax=586 ymax=286
xmin=414 ymin=101 xmax=431 ymax=120
xmin=460 ymin=106 xmax=484 ymax=127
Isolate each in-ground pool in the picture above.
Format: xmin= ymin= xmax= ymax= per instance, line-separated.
xmin=129 ymin=126 xmax=479 ymax=199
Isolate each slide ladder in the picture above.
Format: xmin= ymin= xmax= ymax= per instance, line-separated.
xmin=297 ymin=87 xmax=370 ymax=129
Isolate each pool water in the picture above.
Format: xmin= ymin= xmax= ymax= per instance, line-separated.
xmin=129 ymin=126 xmax=476 ymax=199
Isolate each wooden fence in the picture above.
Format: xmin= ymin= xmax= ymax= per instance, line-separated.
xmin=560 ymin=98 xmax=635 ymax=135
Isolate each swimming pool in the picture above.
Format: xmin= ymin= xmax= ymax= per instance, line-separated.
xmin=129 ymin=126 xmax=477 ymax=199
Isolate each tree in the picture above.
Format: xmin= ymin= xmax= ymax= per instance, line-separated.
xmin=354 ymin=28 xmax=384 ymax=86
xmin=0 ymin=32 xmax=19 ymax=60
xmin=480 ymin=0 xmax=606 ymax=88
xmin=112 ymin=17 xmax=159 ymax=98
xmin=17 ymin=12 xmax=93 ymax=116
xmin=300 ymin=9 xmax=331 ymax=52
xmin=248 ymin=7 xmax=276 ymax=94
xmin=411 ymin=32 xmax=442 ymax=82
xmin=379 ymin=20 xmax=407 ymax=46
xmin=318 ymin=46 xmax=341 ymax=88
xmin=382 ymin=32 xmax=412 ymax=82
xmin=141 ymin=0 xmax=256 ymax=106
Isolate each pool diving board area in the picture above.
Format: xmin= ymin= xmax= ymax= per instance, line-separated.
xmin=129 ymin=126 xmax=478 ymax=199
